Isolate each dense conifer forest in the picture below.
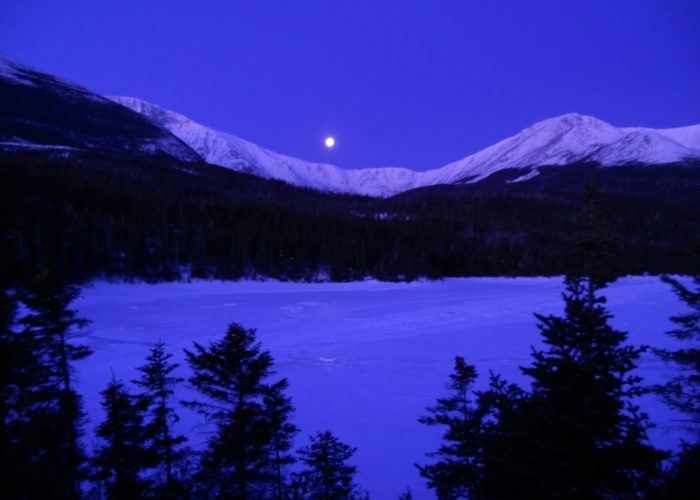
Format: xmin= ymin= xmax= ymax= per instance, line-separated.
xmin=2 ymin=149 xmax=700 ymax=497
xmin=1 ymin=151 xmax=699 ymax=285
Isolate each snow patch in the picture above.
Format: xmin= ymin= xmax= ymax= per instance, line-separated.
xmin=0 ymin=141 xmax=82 ymax=152
xmin=506 ymin=168 xmax=540 ymax=183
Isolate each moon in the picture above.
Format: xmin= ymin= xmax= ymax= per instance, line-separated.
xmin=324 ymin=136 xmax=335 ymax=148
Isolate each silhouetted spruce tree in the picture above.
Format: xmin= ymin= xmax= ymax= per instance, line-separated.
xmin=263 ymin=378 xmax=299 ymax=499
xmin=183 ymin=322 xmax=296 ymax=498
xmin=0 ymin=285 xmax=63 ymax=497
xmin=656 ymin=275 xmax=700 ymax=429
xmin=516 ymin=276 xmax=663 ymax=497
xmin=17 ymin=272 xmax=92 ymax=499
xmin=655 ymin=275 xmax=700 ymax=494
xmin=0 ymin=290 xmax=16 ymax=433
xmin=0 ymin=287 xmax=23 ymax=496
xmin=471 ymin=372 xmax=531 ymax=498
xmin=291 ymin=431 xmax=364 ymax=500
xmin=491 ymin=171 xmax=663 ymax=496
xmin=419 ymin=180 xmax=665 ymax=498
xmin=417 ymin=360 xmax=528 ymax=499
xmin=93 ymin=376 xmax=153 ymax=499
xmin=134 ymin=340 xmax=190 ymax=498
xmin=417 ymin=357 xmax=485 ymax=499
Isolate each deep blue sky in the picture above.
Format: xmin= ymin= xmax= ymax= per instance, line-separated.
xmin=2 ymin=0 xmax=699 ymax=170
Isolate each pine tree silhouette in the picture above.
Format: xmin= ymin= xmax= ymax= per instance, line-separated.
xmin=417 ymin=357 xmax=485 ymax=498
xmin=134 ymin=340 xmax=190 ymax=498
xmin=507 ymin=171 xmax=663 ymax=496
xmin=292 ymin=431 xmax=364 ymax=500
xmin=0 ymin=287 xmax=25 ymax=497
xmin=656 ymin=275 xmax=700 ymax=429
xmin=655 ymin=275 xmax=700 ymax=494
xmin=17 ymin=272 xmax=92 ymax=499
xmin=93 ymin=376 xmax=153 ymax=499
xmin=516 ymin=276 xmax=663 ymax=497
xmin=419 ymin=179 xmax=664 ymax=498
xmin=418 ymin=360 xmax=528 ymax=499
xmin=263 ymin=378 xmax=298 ymax=499
xmin=183 ymin=322 xmax=296 ymax=498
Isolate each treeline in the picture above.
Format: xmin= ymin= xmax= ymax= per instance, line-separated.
xmin=1 ymin=273 xmax=368 ymax=499
xmin=1 ymin=152 xmax=699 ymax=285
xmin=2 ymin=271 xmax=700 ymax=498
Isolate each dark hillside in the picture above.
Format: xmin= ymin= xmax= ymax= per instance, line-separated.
xmin=0 ymin=62 xmax=199 ymax=161
xmin=2 ymin=153 xmax=699 ymax=285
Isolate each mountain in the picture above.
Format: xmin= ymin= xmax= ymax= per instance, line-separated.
xmin=590 ymin=127 xmax=700 ymax=165
xmin=3 ymin=57 xmax=699 ymax=284
xmin=112 ymin=96 xmax=700 ymax=196
xmin=0 ymin=56 xmax=200 ymax=162
xmin=2 ymin=55 xmax=698 ymax=197
xmin=109 ymin=96 xmax=422 ymax=197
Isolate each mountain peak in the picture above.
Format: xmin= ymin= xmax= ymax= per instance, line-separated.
xmin=545 ymin=112 xmax=600 ymax=124
xmin=550 ymin=112 xmax=603 ymax=123
xmin=529 ymin=112 xmax=620 ymax=138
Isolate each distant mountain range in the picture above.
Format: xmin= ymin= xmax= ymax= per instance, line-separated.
xmin=110 ymin=96 xmax=700 ymax=196
xmin=3 ymin=55 xmax=700 ymax=284
xmin=2 ymin=55 xmax=700 ymax=197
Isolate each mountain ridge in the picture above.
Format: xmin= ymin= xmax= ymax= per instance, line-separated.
xmin=1 ymin=54 xmax=698 ymax=197
xmin=111 ymin=96 xmax=700 ymax=196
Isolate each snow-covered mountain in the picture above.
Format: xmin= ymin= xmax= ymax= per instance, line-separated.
xmin=109 ymin=97 xmax=424 ymax=197
xmin=0 ymin=56 xmax=201 ymax=162
xmin=111 ymin=96 xmax=700 ymax=196
xmin=3 ymin=53 xmax=698 ymax=197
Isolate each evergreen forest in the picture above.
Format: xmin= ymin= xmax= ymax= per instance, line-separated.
xmin=2 ymin=151 xmax=699 ymax=285
xmin=2 ymin=149 xmax=700 ymax=498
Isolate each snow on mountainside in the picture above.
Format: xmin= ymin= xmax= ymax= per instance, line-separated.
xmin=2 ymin=54 xmax=698 ymax=196
xmin=646 ymin=123 xmax=700 ymax=150
xmin=429 ymin=114 xmax=624 ymax=184
xmin=590 ymin=129 xmax=697 ymax=165
xmin=111 ymin=96 xmax=700 ymax=197
xmin=425 ymin=114 xmax=700 ymax=186
xmin=110 ymin=96 xmax=420 ymax=197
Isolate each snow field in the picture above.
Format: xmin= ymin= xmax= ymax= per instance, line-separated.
xmin=74 ymin=277 xmax=691 ymax=499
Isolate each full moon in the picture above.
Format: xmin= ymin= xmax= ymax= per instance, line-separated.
xmin=324 ymin=136 xmax=335 ymax=148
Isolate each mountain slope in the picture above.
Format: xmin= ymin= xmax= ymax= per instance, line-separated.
xmin=590 ymin=129 xmax=697 ymax=165
xmin=110 ymin=96 xmax=423 ymax=197
xmin=0 ymin=56 xmax=201 ymax=161
xmin=2 ymin=54 xmax=698 ymax=197
xmin=112 ymin=97 xmax=700 ymax=196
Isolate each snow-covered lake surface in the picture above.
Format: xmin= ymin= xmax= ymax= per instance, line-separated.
xmin=74 ymin=277 xmax=691 ymax=499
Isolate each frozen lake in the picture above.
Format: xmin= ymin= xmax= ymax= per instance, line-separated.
xmin=74 ymin=277 xmax=690 ymax=498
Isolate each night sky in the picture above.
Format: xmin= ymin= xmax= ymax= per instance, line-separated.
xmin=2 ymin=0 xmax=699 ymax=170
